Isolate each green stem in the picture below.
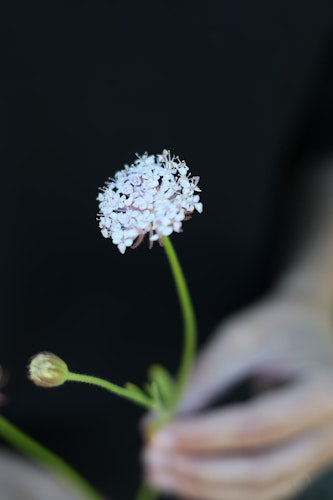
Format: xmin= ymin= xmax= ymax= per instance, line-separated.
xmin=162 ymin=236 xmax=197 ymax=411
xmin=135 ymin=481 xmax=157 ymax=500
xmin=67 ymin=372 xmax=157 ymax=410
xmin=0 ymin=414 xmax=102 ymax=500
xmin=134 ymin=237 xmax=197 ymax=500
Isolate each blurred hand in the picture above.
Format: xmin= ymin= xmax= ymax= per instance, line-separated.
xmin=143 ymin=292 xmax=333 ymax=499
xmin=0 ymin=449 xmax=87 ymax=500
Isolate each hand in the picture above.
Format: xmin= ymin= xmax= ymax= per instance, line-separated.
xmin=0 ymin=449 xmax=85 ymax=500
xmin=142 ymin=293 xmax=333 ymax=499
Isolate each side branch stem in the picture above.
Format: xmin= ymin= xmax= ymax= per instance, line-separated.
xmin=67 ymin=372 xmax=156 ymax=410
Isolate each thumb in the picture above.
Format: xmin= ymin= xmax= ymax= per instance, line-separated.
xmin=177 ymin=323 xmax=262 ymax=415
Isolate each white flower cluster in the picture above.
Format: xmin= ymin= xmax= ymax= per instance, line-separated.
xmin=97 ymin=150 xmax=203 ymax=254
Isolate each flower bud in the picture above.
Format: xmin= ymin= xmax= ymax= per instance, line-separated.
xmin=28 ymin=352 xmax=69 ymax=388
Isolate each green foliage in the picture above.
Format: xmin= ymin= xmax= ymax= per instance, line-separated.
xmin=148 ymin=364 xmax=175 ymax=408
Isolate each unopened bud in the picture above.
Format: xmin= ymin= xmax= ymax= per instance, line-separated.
xmin=28 ymin=352 xmax=69 ymax=388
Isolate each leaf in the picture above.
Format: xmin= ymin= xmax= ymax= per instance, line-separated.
xmin=144 ymin=381 xmax=161 ymax=405
xmin=148 ymin=364 xmax=175 ymax=406
xmin=124 ymin=382 xmax=147 ymax=400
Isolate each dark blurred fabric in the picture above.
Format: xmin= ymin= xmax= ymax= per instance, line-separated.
xmin=0 ymin=1 xmax=333 ymax=498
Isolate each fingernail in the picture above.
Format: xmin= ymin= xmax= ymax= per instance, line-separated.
xmin=151 ymin=431 xmax=176 ymax=450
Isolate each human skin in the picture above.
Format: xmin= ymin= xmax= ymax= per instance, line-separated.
xmin=0 ymin=449 xmax=87 ymax=500
xmin=142 ymin=160 xmax=333 ymax=499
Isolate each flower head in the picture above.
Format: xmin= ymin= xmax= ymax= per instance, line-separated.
xmin=28 ymin=352 xmax=69 ymax=388
xmin=97 ymin=149 xmax=203 ymax=253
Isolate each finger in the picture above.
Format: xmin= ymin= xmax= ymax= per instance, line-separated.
xmin=147 ymin=467 xmax=310 ymax=500
xmin=145 ymin=425 xmax=333 ymax=499
xmin=151 ymin=376 xmax=333 ymax=453
xmin=145 ymin=435 xmax=315 ymax=487
xmin=178 ymin=325 xmax=266 ymax=414
xmin=147 ymin=468 xmax=260 ymax=500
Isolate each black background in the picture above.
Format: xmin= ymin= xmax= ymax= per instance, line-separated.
xmin=1 ymin=1 xmax=333 ymax=499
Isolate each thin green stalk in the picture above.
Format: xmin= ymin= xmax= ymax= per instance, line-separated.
xmin=67 ymin=372 xmax=157 ymax=410
xmin=0 ymin=414 xmax=102 ymax=500
xmin=134 ymin=237 xmax=198 ymax=500
xmin=135 ymin=481 xmax=157 ymax=500
xmin=162 ymin=235 xmax=197 ymax=410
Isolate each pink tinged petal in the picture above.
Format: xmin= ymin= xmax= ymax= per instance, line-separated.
xmin=138 ymin=221 xmax=149 ymax=230
xmin=161 ymin=226 xmax=173 ymax=236
xmin=164 ymin=189 xmax=174 ymax=198
xmin=195 ymin=202 xmax=203 ymax=213
xmin=145 ymin=155 xmax=156 ymax=165
xmin=130 ymin=175 xmax=142 ymax=186
xmin=175 ymin=212 xmax=185 ymax=221
xmin=147 ymin=180 xmax=159 ymax=188
xmin=192 ymin=175 xmax=200 ymax=186
xmin=179 ymin=178 xmax=190 ymax=188
xmin=178 ymin=166 xmax=188 ymax=176
xmin=118 ymin=244 xmax=126 ymax=254
xmin=101 ymin=229 xmax=110 ymax=238
xmin=124 ymin=198 xmax=133 ymax=206
xmin=112 ymin=231 xmax=123 ymax=244
xmin=127 ymin=229 xmax=139 ymax=239
xmin=101 ymin=217 xmax=111 ymax=228
xmin=123 ymin=187 xmax=133 ymax=196
xmin=133 ymin=198 xmax=147 ymax=209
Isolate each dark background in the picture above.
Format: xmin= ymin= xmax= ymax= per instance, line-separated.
xmin=1 ymin=1 xmax=333 ymax=499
